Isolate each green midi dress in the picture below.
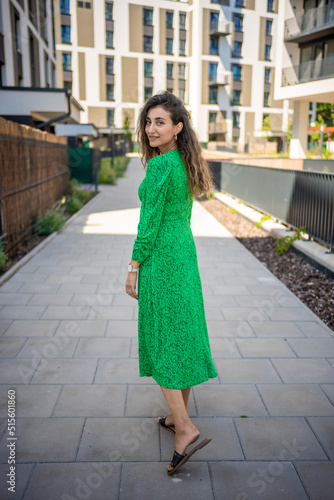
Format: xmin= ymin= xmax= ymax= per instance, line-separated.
xmin=131 ymin=149 xmax=218 ymax=390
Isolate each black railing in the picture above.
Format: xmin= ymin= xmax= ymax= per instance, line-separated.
xmin=214 ymin=162 xmax=334 ymax=250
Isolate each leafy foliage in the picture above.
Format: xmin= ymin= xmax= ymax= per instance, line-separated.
xmin=275 ymin=226 xmax=306 ymax=256
xmin=35 ymin=210 xmax=66 ymax=236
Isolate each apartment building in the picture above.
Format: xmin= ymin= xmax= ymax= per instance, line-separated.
xmin=274 ymin=0 xmax=334 ymax=158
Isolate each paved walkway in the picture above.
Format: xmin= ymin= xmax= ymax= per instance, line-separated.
xmin=0 ymin=158 xmax=334 ymax=500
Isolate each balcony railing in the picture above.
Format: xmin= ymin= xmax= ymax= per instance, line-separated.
xmin=210 ymin=20 xmax=230 ymax=36
xmin=282 ymin=55 xmax=334 ymax=86
xmin=208 ymin=121 xmax=227 ymax=133
xmin=209 ymin=71 xmax=231 ymax=86
xmin=285 ymin=4 xmax=334 ymax=40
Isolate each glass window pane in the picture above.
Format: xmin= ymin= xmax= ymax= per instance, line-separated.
xmin=266 ymin=20 xmax=272 ymax=36
xmin=143 ymin=9 xmax=153 ymax=26
xmin=264 ymin=68 xmax=270 ymax=83
xmin=61 ymin=25 xmax=71 ymax=43
xmin=166 ymin=38 xmax=173 ymax=54
xmin=143 ymin=36 xmax=153 ymax=52
xmin=145 ymin=87 xmax=153 ymax=100
xmin=62 ymin=53 xmax=71 ymax=70
xmin=166 ymin=12 xmax=173 ymax=29
xmin=265 ymin=44 xmax=271 ymax=60
xmin=167 ymin=63 xmax=173 ymax=79
xmin=106 ymin=84 xmax=114 ymax=100
xmin=233 ymin=41 xmax=242 ymax=57
xmin=178 ymin=63 xmax=185 ymax=79
xmin=106 ymin=57 xmax=114 ymax=74
xmin=105 ymin=2 xmax=113 ymax=21
xmin=232 ymin=64 xmax=241 ymax=80
xmin=209 ymin=63 xmax=217 ymax=82
xmin=60 ymin=0 xmax=70 ymax=14
xmin=144 ymin=61 xmax=153 ymax=77
xmin=210 ymin=12 xmax=219 ymax=32
xmin=179 ymin=39 xmax=186 ymax=56
xmin=209 ymin=87 xmax=217 ymax=103
xmin=210 ymin=37 xmax=219 ymax=54
xmin=106 ymin=31 xmax=113 ymax=48
xmin=234 ymin=15 xmax=243 ymax=32
xmin=180 ymin=13 xmax=186 ymax=29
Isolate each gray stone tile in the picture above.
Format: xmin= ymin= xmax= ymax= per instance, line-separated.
xmin=120 ymin=462 xmax=213 ymax=500
xmin=95 ymin=359 xmax=154 ymax=384
xmin=31 ymin=359 xmax=97 ymax=384
xmin=193 ymin=384 xmax=268 ymax=417
xmin=307 ymin=417 xmax=334 ymax=460
xmin=203 ymin=306 xmax=224 ymax=320
xmin=125 ymin=384 xmax=197 ymax=418
xmin=247 ymin=285 xmax=287 ymax=295
xmin=70 ymin=265 xmax=106 ymax=275
xmin=17 ymin=336 xmax=77 ymax=358
xmin=272 ymin=359 xmax=334 ymax=383
xmin=3 ymin=319 xmax=59 ymax=337
xmin=0 ymin=305 xmax=46 ymax=320
xmin=250 ymin=321 xmax=305 ymax=338
xmin=287 ymin=338 xmax=334 ymax=357
xmin=24 ymin=462 xmax=122 ymax=500
xmin=207 ymin=320 xmax=255 ymax=338
xmin=0 ymin=359 xmax=36 ymax=384
xmin=0 ymin=464 xmax=34 ymax=500
xmin=235 ymin=417 xmax=327 ymax=460
xmin=74 ymin=337 xmax=130 ymax=358
xmin=77 ymin=417 xmax=160 ymax=461
xmin=130 ymin=337 xmax=138 ymax=358
xmin=223 ymin=276 xmax=262 ymax=286
xmin=0 ymin=385 xmax=61 ymax=417
xmin=296 ymin=322 xmax=332 ymax=338
xmin=70 ymin=293 xmax=114 ymax=306
xmin=237 ymin=338 xmax=296 ymax=358
xmin=234 ymin=294 xmax=277 ymax=308
xmin=111 ymin=293 xmax=136 ymax=306
xmin=0 ymin=293 xmax=32 ymax=305
xmin=294 ymin=462 xmax=334 ymax=500
xmin=209 ymin=462 xmax=309 ymax=500
xmin=221 ymin=307 xmax=269 ymax=322
xmin=54 ymin=384 xmax=127 ymax=417
xmin=17 ymin=283 xmax=61 ymax=293
xmin=10 ymin=273 xmax=46 ymax=283
xmin=210 ymin=338 xmax=241 ymax=358
xmin=258 ymin=384 xmax=334 ymax=417
xmin=57 ymin=283 xmax=98 ymax=294
xmin=203 ymin=295 xmax=238 ymax=308
xmin=266 ymin=307 xmax=315 ymax=321
xmin=0 ymin=417 xmax=84 ymax=462
xmin=41 ymin=305 xmax=90 ymax=320
xmin=215 ymin=359 xmax=281 ymax=383
xmin=211 ymin=284 xmax=251 ymax=295
xmin=55 ymin=319 xmax=107 ymax=337
xmin=45 ymin=274 xmax=83 ymax=284
xmin=0 ymin=337 xmax=26 ymax=357
xmin=0 ymin=319 xmax=12 ymax=336
xmin=88 ymin=306 xmax=134 ymax=320
xmin=28 ymin=293 xmax=73 ymax=305
xmin=273 ymin=293 xmax=303 ymax=308
xmin=36 ymin=265 xmax=73 ymax=275
xmin=321 ymin=384 xmax=334 ymax=405
xmin=0 ymin=280 xmax=24 ymax=292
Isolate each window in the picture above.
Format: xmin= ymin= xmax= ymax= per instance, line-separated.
xmin=144 ymin=36 xmax=153 ymax=52
xmin=61 ymin=25 xmax=71 ymax=44
xmin=209 ymin=87 xmax=218 ymax=104
xmin=144 ymin=61 xmax=153 ymax=77
xmin=167 ymin=63 xmax=173 ymax=79
xmin=63 ymin=80 xmax=72 ymax=91
xmin=106 ymin=31 xmax=113 ymax=48
xmin=60 ymin=0 xmax=70 ymax=14
xmin=209 ymin=63 xmax=217 ymax=83
xmin=179 ymin=13 xmax=186 ymax=29
xmin=232 ymin=90 xmax=241 ymax=104
xmin=265 ymin=44 xmax=271 ymax=60
xmin=266 ymin=19 xmax=272 ymax=36
xmin=232 ymin=64 xmax=241 ymax=81
xmin=106 ymin=57 xmax=114 ymax=75
xmin=234 ymin=14 xmax=243 ymax=32
xmin=106 ymin=83 xmax=114 ymax=100
xmin=264 ymin=67 xmax=270 ymax=83
xmin=167 ymin=87 xmax=173 ymax=93
xmin=143 ymin=8 xmax=153 ymax=26
xmin=85 ymin=2 xmax=91 ymax=8
xmin=263 ymin=92 xmax=269 ymax=107
xmin=235 ymin=0 xmax=244 ymax=6
xmin=209 ymin=112 xmax=217 ymax=123
xmin=166 ymin=38 xmax=173 ymax=54
xmin=145 ymin=87 xmax=153 ymax=100
xmin=107 ymin=109 xmax=114 ymax=126
xmin=210 ymin=37 xmax=219 ymax=54
xmin=179 ymin=39 xmax=186 ymax=56
xmin=232 ymin=111 xmax=240 ymax=128
xmin=178 ymin=63 xmax=185 ymax=79
xmin=62 ymin=53 xmax=71 ymax=71
xmin=166 ymin=12 xmax=173 ymax=29
xmin=233 ymin=41 xmax=242 ymax=57
xmin=178 ymin=88 xmax=185 ymax=101
xmin=78 ymin=1 xmax=83 ymax=6
xmin=105 ymin=2 xmax=113 ymax=21
xmin=267 ymin=0 xmax=274 ymax=12
xmin=210 ymin=12 xmax=219 ymax=32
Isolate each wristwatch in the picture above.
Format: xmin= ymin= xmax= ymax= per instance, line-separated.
xmin=128 ymin=262 xmax=139 ymax=273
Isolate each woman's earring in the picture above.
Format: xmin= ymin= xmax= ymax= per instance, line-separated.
xmin=174 ymin=134 xmax=178 ymax=142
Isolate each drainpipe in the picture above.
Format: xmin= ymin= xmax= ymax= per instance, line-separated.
xmin=35 ymin=90 xmax=71 ymax=129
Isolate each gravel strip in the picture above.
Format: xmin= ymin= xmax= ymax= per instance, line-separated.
xmin=199 ymin=198 xmax=334 ymax=332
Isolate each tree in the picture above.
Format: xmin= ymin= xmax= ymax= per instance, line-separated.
xmin=316 ymin=103 xmax=334 ymax=127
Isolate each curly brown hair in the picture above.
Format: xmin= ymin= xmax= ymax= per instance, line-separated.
xmin=136 ymin=90 xmax=214 ymax=199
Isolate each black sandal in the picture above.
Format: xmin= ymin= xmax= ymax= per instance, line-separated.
xmin=158 ymin=416 xmax=176 ymax=435
xmin=167 ymin=437 xmax=212 ymax=475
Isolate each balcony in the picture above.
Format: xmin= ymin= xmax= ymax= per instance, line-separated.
xmin=285 ymin=4 xmax=334 ymax=44
xmin=208 ymin=121 xmax=227 ymax=134
xmin=210 ymin=20 xmax=230 ymax=36
xmin=282 ymin=55 xmax=334 ymax=86
xmin=209 ymin=71 xmax=230 ymax=86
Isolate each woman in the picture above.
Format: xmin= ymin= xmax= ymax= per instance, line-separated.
xmin=125 ymin=91 xmax=218 ymax=475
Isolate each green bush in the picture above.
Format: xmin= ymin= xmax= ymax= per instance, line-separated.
xmin=98 ymin=158 xmax=117 ymax=185
xmin=275 ymin=226 xmax=306 ymax=256
xmin=113 ymin=156 xmax=130 ymax=178
xmin=66 ymin=196 xmax=83 ymax=215
xmin=74 ymin=188 xmax=91 ymax=204
xmin=0 ymin=239 xmax=7 ymax=269
xmin=35 ymin=210 xmax=65 ymax=236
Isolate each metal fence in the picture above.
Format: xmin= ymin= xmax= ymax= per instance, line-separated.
xmin=0 ymin=117 xmax=69 ymax=253
xmin=216 ymin=162 xmax=334 ymax=251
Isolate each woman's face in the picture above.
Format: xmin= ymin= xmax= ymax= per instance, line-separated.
xmin=145 ymin=106 xmax=182 ymax=150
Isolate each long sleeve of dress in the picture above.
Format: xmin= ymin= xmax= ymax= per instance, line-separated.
xmin=132 ymin=155 xmax=172 ymax=265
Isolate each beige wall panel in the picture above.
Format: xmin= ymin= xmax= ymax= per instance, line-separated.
xmin=258 ymin=17 xmax=266 ymax=61
xmin=99 ymin=54 xmax=106 ymax=101
xmin=77 ymin=2 xmax=95 ymax=47
xmin=129 ymin=4 xmax=143 ymax=53
xmin=202 ymin=9 xmax=209 ymax=56
xmin=242 ymin=65 xmax=252 ymax=106
xmin=269 ymin=113 xmax=283 ymax=132
xmin=122 ymin=57 xmax=138 ymax=102
xmin=78 ymin=52 xmax=86 ymax=100
xmin=88 ymin=107 xmax=107 ymax=127
xmin=55 ymin=0 xmax=62 ymax=44
xmin=244 ymin=111 xmax=255 ymax=143
xmin=188 ymin=10 xmax=193 ymax=56
xmin=245 ymin=0 xmax=255 ymax=9
xmin=269 ymin=68 xmax=284 ymax=108
xmin=122 ymin=108 xmax=135 ymax=128
xmin=56 ymin=51 xmax=63 ymax=88
xmin=201 ymin=60 xmax=209 ymax=104
xmin=159 ymin=8 xmax=166 ymax=55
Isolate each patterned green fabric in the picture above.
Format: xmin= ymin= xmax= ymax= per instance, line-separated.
xmin=132 ymin=150 xmax=218 ymax=389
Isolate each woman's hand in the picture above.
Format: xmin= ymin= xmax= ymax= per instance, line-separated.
xmin=125 ymin=272 xmax=138 ymax=300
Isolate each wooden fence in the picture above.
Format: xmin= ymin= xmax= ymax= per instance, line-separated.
xmin=0 ymin=117 xmax=69 ymax=253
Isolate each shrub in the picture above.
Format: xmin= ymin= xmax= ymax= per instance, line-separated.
xmin=98 ymin=158 xmax=117 ymax=185
xmin=113 ymin=156 xmax=130 ymax=178
xmin=74 ymin=188 xmax=91 ymax=204
xmin=35 ymin=210 xmax=65 ymax=236
xmin=0 ymin=239 xmax=7 ymax=269
xmin=66 ymin=196 xmax=83 ymax=215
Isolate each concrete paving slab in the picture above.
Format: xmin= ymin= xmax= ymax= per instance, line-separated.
xmin=296 ymin=321 xmax=333 ymax=338
xmin=41 ymin=305 xmax=90 ymax=320
xmin=31 ymin=359 xmax=97 ymax=384
xmin=266 ymin=307 xmax=315 ymax=322
xmin=23 ymin=462 xmax=122 ymax=500
xmin=295 ymin=462 xmax=334 ymax=500
xmin=221 ymin=306 xmax=269 ymax=321
xmin=0 ymin=320 xmax=13 ymax=336
xmin=77 ymin=417 xmax=160 ymax=462
xmin=0 ymin=337 xmax=26 ymax=357
xmin=249 ymin=321 xmax=305 ymax=337
xmin=193 ymin=385 xmax=268 ymax=417
xmin=17 ymin=337 xmax=78 ymax=358
xmin=235 ymin=417 xmax=328 ymax=460
xmin=70 ymin=293 xmax=114 ymax=306
xmin=3 ymin=319 xmax=59 ymax=337
xmin=0 ymin=305 xmax=46 ymax=320
xmin=27 ymin=293 xmax=73 ymax=305
xmin=87 ymin=305 xmax=134 ymax=320
xmin=0 ymin=359 xmax=36 ymax=384
xmin=0 ymin=385 xmax=61 ymax=417
xmin=272 ymin=359 xmax=334 ymax=383
xmin=287 ymin=338 xmax=334 ymax=357
xmin=55 ymin=319 xmax=107 ymax=337
xmin=54 ymin=384 xmax=127 ymax=417
xmin=95 ymin=359 xmax=155 ymax=384
xmin=214 ymin=359 xmax=282 ymax=383
xmin=207 ymin=320 xmax=255 ymax=338
xmin=210 ymin=337 xmax=241 ymax=357
xmin=209 ymin=461 xmax=309 ymax=500
xmin=0 ymin=293 xmax=32 ymax=305
xmin=0 ymin=463 xmax=34 ymax=500
xmin=105 ymin=320 xmax=138 ymax=337
xmin=321 ymin=384 xmax=334 ymax=405
xmin=74 ymin=337 xmax=130 ymax=358
xmin=211 ymin=284 xmax=251 ymax=295
xmin=236 ymin=338 xmax=296 ymax=357
xmin=0 ymin=280 xmax=25 ymax=292
xmin=307 ymin=417 xmax=334 ymax=460
xmin=17 ymin=283 xmax=61 ymax=293
xmin=258 ymin=384 xmax=334 ymax=417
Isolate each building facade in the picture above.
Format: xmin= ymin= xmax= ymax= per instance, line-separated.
xmin=274 ymin=0 xmax=334 ymax=158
